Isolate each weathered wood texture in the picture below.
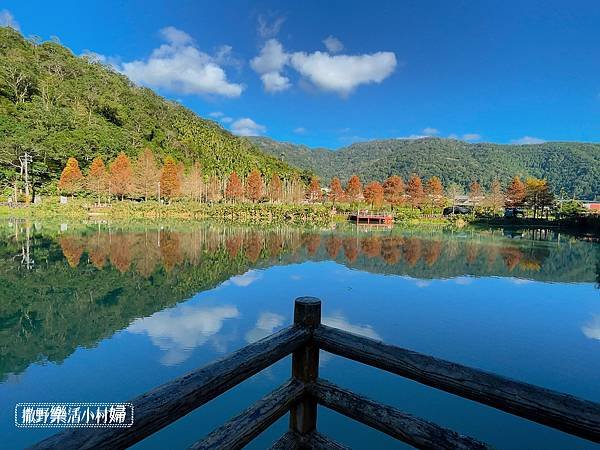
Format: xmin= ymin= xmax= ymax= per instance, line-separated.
xmin=290 ymin=297 xmax=321 ymax=435
xmin=315 ymin=325 xmax=600 ymax=443
xmin=307 ymin=430 xmax=352 ymax=449
xmin=269 ymin=430 xmax=350 ymax=450
xmin=313 ymin=378 xmax=490 ymax=450
xmin=190 ymin=379 xmax=304 ymax=450
xmin=269 ymin=431 xmax=301 ymax=450
xmin=30 ymin=325 xmax=310 ymax=450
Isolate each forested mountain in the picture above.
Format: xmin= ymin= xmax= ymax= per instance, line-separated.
xmin=250 ymin=137 xmax=600 ymax=199
xmin=0 ymin=27 xmax=297 ymax=194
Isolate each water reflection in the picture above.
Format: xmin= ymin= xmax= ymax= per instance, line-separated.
xmin=581 ymin=315 xmax=600 ymax=341
xmin=0 ymin=220 xmax=598 ymax=380
xmin=128 ymin=304 xmax=240 ymax=365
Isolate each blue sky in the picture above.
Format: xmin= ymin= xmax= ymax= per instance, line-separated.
xmin=2 ymin=0 xmax=600 ymax=148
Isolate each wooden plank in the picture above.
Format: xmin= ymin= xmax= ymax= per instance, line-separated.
xmin=313 ymin=378 xmax=490 ymax=450
xmin=30 ymin=325 xmax=310 ymax=450
xmin=190 ymin=379 xmax=304 ymax=450
xmin=315 ymin=325 xmax=600 ymax=443
xmin=290 ymin=297 xmax=321 ymax=435
xmin=308 ymin=430 xmax=352 ymax=449
xmin=269 ymin=431 xmax=301 ymax=450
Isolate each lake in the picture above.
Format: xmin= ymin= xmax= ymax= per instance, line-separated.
xmin=0 ymin=220 xmax=598 ymax=449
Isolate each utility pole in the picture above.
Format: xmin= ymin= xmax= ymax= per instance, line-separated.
xmin=19 ymin=152 xmax=33 ymax=204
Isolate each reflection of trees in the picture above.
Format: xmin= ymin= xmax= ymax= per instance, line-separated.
xmin=303 ymin=233 xmax=321 ymax=256
xmin=403 ymin=238 xmax=422 ymax=267
xmin=465 ymin=243 xmax=479 ymax=264
xmin=325 ymin=235 xmax=343 ymax=259
xmin=87 ymin=232 xmax=108 ymax=269
xmin=110 ymin=234 xmax=132 ymax=273
xmin=343 ymin=237 xmax=358 ymax=263
xmin=226 ymin=235 xmax=243 ymax=258
xmin=381 ymin=237 xmax=402 ymax=265
xmin=500 ymin=247 xmax=522 ymax=272
xmin=59 ymin=236 xmax=84 ymax=268
xmin=161 ymin=232 xmax=183 ymax=272
xmin=361 ymin=236 xmax=381 ymax=259
xmin=245 ymin=232 xmax=263 ymax=263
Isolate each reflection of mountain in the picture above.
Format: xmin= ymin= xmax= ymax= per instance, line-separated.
xmin=0 ymin=222 xmax=597 ymax=380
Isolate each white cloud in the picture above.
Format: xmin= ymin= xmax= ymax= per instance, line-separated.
xmin=582 ymin=315 xmax=600 ymax=340
xmin=230 ymin=118 xmax=266 ymax=136
xmin=221 ymin=116 xmax=233 ymax=123
xmin=323 ymin=36 xmax=344 ymax=53
xmin=250 ymin=39 xmax=397 ymax=95
xmin=121 ymin=26 xmax=243 ymax=98
xmin=209 ymin=111 xmax=224 ymax=118
xmin=397 ymin=135 xmax=430 ymax=140
xmin=245 ymin=312 xmax=285 ymax=343
xmin=322 ymin=313 xmax=381 ymax=340
xmin=423 ymin=127 xmax=439 ymax=135
xmin=290 ymin=50 xmax=397 ymax=95
xmin=260 ymin=71 xmax=291 ymax=92
xmin=510 ymin=136 xmax=545 ymax=145
xmin=251 ymin=39 xmax=291 ymax=93
xmin=257 ymin=14 xmax=285 ymax=38
xmin=160 ymin=26 xmax=193 ymax=45
xmin=128 ymin=304 xmax=239 ymax=365
xmin=293 ymin=127 xmax=306 ymax=134
xmin=0 ymin=10 xmax=19 ymax=31
xmin=228 ymin=269 xmax=262 ymax=286
xmin=462 ymin=133 xmax=481 ymax=141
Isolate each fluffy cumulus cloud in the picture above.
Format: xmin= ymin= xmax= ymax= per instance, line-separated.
xmin=121 ymin=26 xmax=243 ymax=98
xmin=290 ymin=50 xmax=397 ymax=95
xmin=257 ymin=14 xmax=286 ymax=38
xmin=250 ymin=37 xmax=397 ymax=95
xmin=510 ymin=136 xmax=545 ymax=145
xmin=0 ymin=9 xmax=19 ymax=30
xmin=230 ymin=118 xmax=266 ymax=136
xmin=323 ymin=35 xmax=344 ymax=53
xmin=462 ymin=133 xmax=481 ymax=141
xmin=422 ymin=127 xmax=439 ymax=136
xmin=245 ymin=312 xmax=285 ymax=343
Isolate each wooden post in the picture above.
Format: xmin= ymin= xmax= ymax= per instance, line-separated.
xmin=290 ymin=297 xmax=321 ymax=435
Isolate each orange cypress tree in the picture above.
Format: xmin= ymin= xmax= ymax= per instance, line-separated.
xmin=134 ymin=148 xmax=159 ymax=201
xmin=308 ymin=177 xmax=322 ymax=202
xmin=226 ymin=171 xmax=243 ymax=202
xmin=268 ymin=173 xmax=283 ymax=202
xmin=406 ymin=174 xmax=424 ymax=208
xmin=87 ymin=157 xmax=106 ymax=204
xmin=382 ymin=175 xmax=405 ymax=205
xmin=426 ymin=176 xmax=444 ymax=207
xmin=160 ymin=156 xmax=181 ymax=200
xmin=364 ymin=181 xmax=384 ymax=208
xmin=245 ymin=169 xmax=263 ymax=202
xmin=469 ymin=180 xmax=483 ymax=207
xmin=329 ymin=177 xmax=345 ymax=204
xmin=345 ymin=175 xmax=362 ymax=202
xmin=505 ymin=176 xmax=526 ymax=207
xmin=109 ymin=152 xmax=133 ymax=200
xmin=58 ymin=157 xmax=84 ymax=196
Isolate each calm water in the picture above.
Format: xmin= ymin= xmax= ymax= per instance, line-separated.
xmin=1 ymin=220 xmax=599 ymax=449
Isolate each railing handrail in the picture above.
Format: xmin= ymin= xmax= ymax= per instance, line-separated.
xmin=30 ymin=298 xmax=600 ymax=449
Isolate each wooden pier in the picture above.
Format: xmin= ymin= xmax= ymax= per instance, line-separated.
xmin=348 ymin=211 xmax=393 ymax=225
xmin=32 ymin=297 xmax=600 ymax=449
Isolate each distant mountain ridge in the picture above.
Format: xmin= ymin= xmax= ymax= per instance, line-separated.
xmin=249 ymin=136 xmax=600 ymax=198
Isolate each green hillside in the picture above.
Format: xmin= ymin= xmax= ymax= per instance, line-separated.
xmin=0 ymin=27 xmax=297 ymax=194
xmin=250 ymin=136 xmax=600 ymax=199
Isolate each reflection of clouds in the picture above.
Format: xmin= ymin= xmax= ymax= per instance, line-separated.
xmin=290 ymin=274 xmax=302 ymax=281
xmin=582 ymin=315 xmax=600 ymax=340
xmin=245 ymin=312 xmax=285 ymax=343
xmin=228 ymin=270 xmax=262 ymax=287
xmin=322 ymin=312 xmax=381 ymax=340
xmin=128 ymin=304 xmax=239 ymax=365
xmin=453 ymin=276 xmax=472 ymax=285
xmin=415 ymin=280 xmax=430 ymax=288
xmin=507 ymin=278 xmax=533 ymax=285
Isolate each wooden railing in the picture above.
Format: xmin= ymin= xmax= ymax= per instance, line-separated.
xmin=31 ymin=297 xmax=600 ymax=449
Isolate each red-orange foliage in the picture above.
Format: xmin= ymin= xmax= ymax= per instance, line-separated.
xmin=226 ymin=235 xmax=243 ymax=258
xmin=381 ymin=237 xmax=402 ymax=265
xmin=87 ymin=157 xmax=106 ymax=202
xmin=160 ymin=232 xmax=183 ymax=272
xmin=329 ymin=177 xmax=345 ymax=204
xmin=345 ymin=175 xmax=363 ymax=202
xmin=308 ymin=177 xmax=322 ymax=202
xmin=469 ymin=180 xmax=482 ymax=198
xmin=160 ymin=156 xmax=181 ymax=199
xmin=58 ymin=157 xmax=84 ymax=195
xmin=505 ymin=176 xmax=526 ymax=207
xmin=303 ymin=233 xmax=321 ymax=255
xmin=134 ymin=148 xmax=159 ymax=201
xmin=403 ymin=237 xmax=422 ymax=266
xmin=406 ymin=174 xmax=424 ymax=207
xmin=226 ymin=171 xmax=244 ymax=201
xmin=343 ymin=237 xmax=358 ymax=263
xmin=245 ymin=169 xmax=263 ymax=202
xmin=245 ymin=232 xmax=263 ymax=262
xmin=426 ymin=176 xmax=444 ymax=206
xmin=361 ymin=236 xmax=382 ymax=258
xmin=109 ymin=152 xmax=133 ymax=199
xmin=268 ymin=173 xmax=283 ymax=202
xmin=382 ymin=175 xmax=405 ymax=205
xmin=423 ymin=240 xmax=442 ymax=266
xmin=110 ymin=234 xmax=132 ymax=273
xmin=363 ymin=181 xmax=384 ymax=208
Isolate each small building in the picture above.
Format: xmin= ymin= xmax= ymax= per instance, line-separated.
xmin=581 ymin=201 xmax=600 ymax=212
